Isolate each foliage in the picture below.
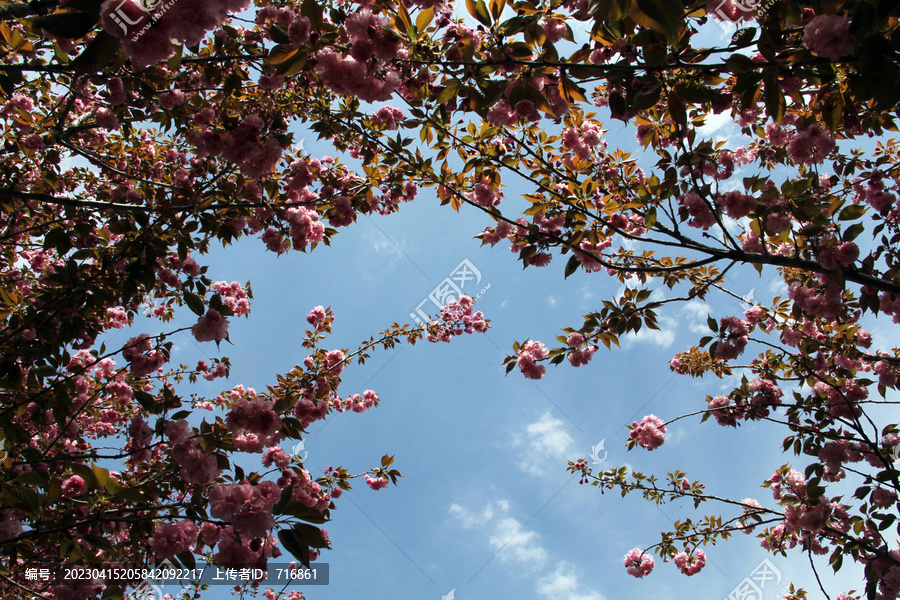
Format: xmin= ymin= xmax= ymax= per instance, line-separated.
xmin=0 ymin=0 xmax=899 ymax=597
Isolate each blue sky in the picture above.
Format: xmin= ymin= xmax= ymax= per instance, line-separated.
xmin=93 ymin=10 xmax=900 ymax=600
xmin=143 ymin=118 xmax=888 ymax=600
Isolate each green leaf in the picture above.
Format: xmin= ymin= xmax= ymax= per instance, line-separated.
xmin=32 ymin=11 xmax=99 ymax=39
xmin=564 ymin=254 xmax=580 ymax=279
xmin=295 ymin=523 xmax=329 ymax=548
xmin=844 ymin=222 xmax=865 ymax=241
xmin=731 ymin=27 xmax=756 ymax=47
xmin=72 ymin=30 xmax=120 ymax=70
xmin=184 ymin=292 xmax=205 ymax=317
xmin=266 ymin=44 xmax=298 ymax=66
xmin=488 ymin=0 xmax=504 ymax=22
xmin=278 ymin=528 xmax=312 ymax=568
xmin=631 ymin=0 xmax=684 ymax=44
xmin=839 ymin=204 xmax=866 ymax=221
xmin=91 ymin=463 xmax=110 ymax=487
xmin=465 ymin=0 xmax=492 ymax=26
xmin=415 ymin=6 xmax=434 ymax=32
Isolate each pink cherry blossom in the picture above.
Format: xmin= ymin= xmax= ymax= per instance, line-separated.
xmin=624 ymin=548 xmax=654 ymax=578
xmin=629 ymin=414 xmax=667 ymax=450
xmin=306 ymin=305 xmax=327 ymax=330
xmin=191 ymin=308 xmax=230 ymax=343
xmin=148 ymin=521 xmax=199 ymax=559
xmin=61 ymin=475 xmax=87 ymax=498
xmin=673 ymin=548 xmax=706 ymax=575
xmin=803 ymin=14 xmax=855 ymax=61
xmin=365 ymin=474 xmax=389 ymax=490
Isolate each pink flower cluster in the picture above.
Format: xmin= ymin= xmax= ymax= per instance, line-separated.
xmin=623 ymin=548 xmax=655 ymax=578
xmin=680 ymin=191 xmax=717 ymax=229
xmin=467 ymin=178 xmax=501 ymax=207
xmin=365 ymin=474 xmax=389 ymax=490
xmin=482 ymin=221 xmax=514 ymax=245
xmin=306 ymin=305 xmax=329 ymax=331
xmin=100 ymin=0 xmax=251 ymax=68
xmin=788 ymin=278 xmax=843 ymax=319
xmin=122 ymin=333 xmax=167 ymax=378
xmin=196 ymin=359 xmax=227 ymax=381
xmin=714 ymin=316 xmax=749 ymax=360
xmin=541 ymin=17 xmax=567 ymax=42
xmin=786 ymin=124 xmax=836 ymax=165
xmin=262 ymin=446 xmax=292 ymax=470
xmin=148 ymin=520 xmax=199 ymax=559
xmin=673 ymin=549 xmax=706 ymax=575
xmin=314 ymin=47 xmax=401 ymax=103
xmin=191 ymin=308 xmax=229 ymax=343
xmin=562 ymin=122 xmax=604 ymax=159
xmin=212 ymin=281 xmax=251 ymax=316
xmin=264 ymin=205 xmax=326 ymax=253
xmin=345 ymin=390 xmax=379 ymax=413
xmin=291 ymin=468 xmax=333 ymax=511
xmin=803 ymin=14 xmax=855 ymax=61
xmin=61 ymin=475 xmax=88 ymax=498
xmin=226 ymin=396 xmax=283 ymax=453
xmin=166 ymin=419 xmax=222 ymax=485
xmin=770 ymin=468 xmax=806 ymax=500
xmin=214 ymin=526 xmax=281 ymax=567
xmin=629 ymin=414 xmax=667 ymax=450
xmin=716 ymin=190 xmax=757 ymax=219
xmin=372 ymin=106 xmax=405 ymax=131
xmin=745 ymin=377 xmax=783 ymax=419
xmin=125 ymin=416 xmax=153 ymax=464
xmin=426 ymin=295 xmax=488 ymax=342
xmin=209 ymin=481 xmax=280 ymax=539
xmin=784 ymin=502 xmax=832 ymax=533
xmin=516 ymin=340 xmax=549 ymax=380
xmin=190 ymin=114 xmax=285 ymax=179
xmin=818 ymin=241 xmax=860 ymax=270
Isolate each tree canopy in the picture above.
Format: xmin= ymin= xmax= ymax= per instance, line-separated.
xmin=1 ymin=0 xmax=900 ymax=598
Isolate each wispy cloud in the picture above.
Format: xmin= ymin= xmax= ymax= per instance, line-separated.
xmin=512 ymin=412 xmax=578 ymax=476
xmin=536 ymin=562 xmax=606 ymax=600
xmin=449 ymin=500 xmax=605 ymax=600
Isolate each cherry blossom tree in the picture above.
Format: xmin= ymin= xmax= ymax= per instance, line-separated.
xmin=0 ymin=0 xmax=899 ymax=597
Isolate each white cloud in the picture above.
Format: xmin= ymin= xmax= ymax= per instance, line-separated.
xmin=489 ymin=517 xmax=549 ymax=564
xmin=450 ymin=500 xmax=606 ymax=600
xmin=683 ymin=299 xmax=713 ymax=334
xmin=449 ymin=503 xmax=496 ymax=529
xmin=512 ymin=413 xmax=578 ymax=475
xmin=697 ymin=112 xmax=735 ymax=140
xmin=622 ymin=315 xmax=677 ymax=349
xmin=535 ymin=562 xmax=605 ymax=600
xmin=581 ymin=284 xmax=594 ymax=301
xmin=683 ymin=299 xmax=711 ymax=320
xmin=666 ymin=426 xmax=687 ymax=445
xmin=547 ymin=295 xmax=560 ymax=308
xmin=768 ymin=276 xmax=788 ymax=296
